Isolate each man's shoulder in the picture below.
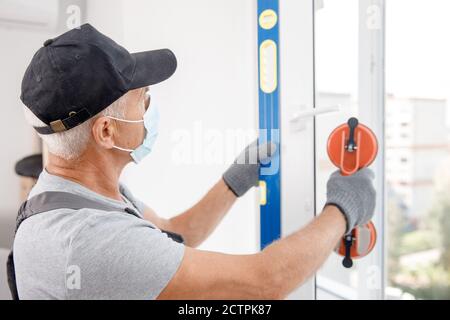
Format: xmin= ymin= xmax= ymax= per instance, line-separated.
xmin=14 ymin=206 xmax=143 ymax=249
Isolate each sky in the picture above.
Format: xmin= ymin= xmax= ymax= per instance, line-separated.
xmin=386 ymin=0 xmax=450 ymax=100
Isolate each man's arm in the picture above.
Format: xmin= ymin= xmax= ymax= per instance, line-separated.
xmin=157 ymin=205 xmax=345 ymax=299
xmin=157 ymin=169 xmax=376 ymax=299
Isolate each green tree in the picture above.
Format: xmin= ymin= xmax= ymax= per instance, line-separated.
xmin=387 ymin=190 xmax=408 ymax=285
xmin=428 ymin=185 xmax=450 ymax=271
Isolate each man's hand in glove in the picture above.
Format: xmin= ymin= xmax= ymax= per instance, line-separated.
xmin=223 ymin=140 xmax=277 ymax=197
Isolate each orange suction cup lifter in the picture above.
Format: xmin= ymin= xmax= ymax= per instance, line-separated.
xmin=327 ymin=117 xmax=379 ymax=268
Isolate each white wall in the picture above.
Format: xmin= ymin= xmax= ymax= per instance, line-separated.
xmin=0 ymin=27 xmax=49 ymax=247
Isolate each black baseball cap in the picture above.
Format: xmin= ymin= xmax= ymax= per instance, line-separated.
xmin=21 ymin=23 xmax=177 ymax=135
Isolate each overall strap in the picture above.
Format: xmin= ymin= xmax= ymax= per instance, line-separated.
xmin=14 ymin=191 xmax=142 ymax=232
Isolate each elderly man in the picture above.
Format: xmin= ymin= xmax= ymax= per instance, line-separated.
xmin=11 ymin=24 xmax=376 ymax=300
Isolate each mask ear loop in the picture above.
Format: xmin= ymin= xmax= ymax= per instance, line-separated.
xmin=106 ymin=116 xmax=144 ymax=123
xmin=112 ymin=145 xmax=134 ymax=152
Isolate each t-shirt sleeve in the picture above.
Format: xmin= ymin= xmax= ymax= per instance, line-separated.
xmin=66 ymin=210 xmax=185 ymax=300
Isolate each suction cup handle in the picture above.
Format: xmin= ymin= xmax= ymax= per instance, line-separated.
xmin=346 ymin=117 xmax=359 ymax=152
xmin=342 ymin=234 xmax=354 ymax=268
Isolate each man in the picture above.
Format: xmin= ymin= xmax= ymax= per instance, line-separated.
xmin=13 ymin=24 xmax=375 ymax=299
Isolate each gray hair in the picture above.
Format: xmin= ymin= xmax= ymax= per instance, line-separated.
xmin=23 ymin=96 xmax=127 ymax=160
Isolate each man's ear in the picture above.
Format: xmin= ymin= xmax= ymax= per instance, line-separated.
xmin=91 ymin=116 xmax=116 ymax=149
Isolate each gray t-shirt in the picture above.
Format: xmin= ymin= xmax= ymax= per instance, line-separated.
xmin=13 ymin=170 xmax=185 ymax=300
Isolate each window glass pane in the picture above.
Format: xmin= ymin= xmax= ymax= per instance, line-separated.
xmin=386 ymin=0 xmax=450 ymax=300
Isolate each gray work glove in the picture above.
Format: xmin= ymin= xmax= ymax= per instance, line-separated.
xmin=325 ymin=168 xmax=376 ymax=234
xmin=223 ymin=140 xmax=276 ymax=197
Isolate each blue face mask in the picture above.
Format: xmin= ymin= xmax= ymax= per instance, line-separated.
xmin=108 ymin=104 xmax=159 ymax=163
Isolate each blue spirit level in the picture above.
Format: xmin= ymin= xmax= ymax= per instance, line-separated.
xmin=257 ymin=0 xmax=281 ymax=249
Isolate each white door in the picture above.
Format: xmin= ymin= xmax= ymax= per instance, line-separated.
xmin=279 ymin=0 xmax=316 ymax=300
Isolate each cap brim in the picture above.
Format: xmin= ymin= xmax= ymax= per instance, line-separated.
xmin=129 ymin=49 xmax=177 ymax=89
